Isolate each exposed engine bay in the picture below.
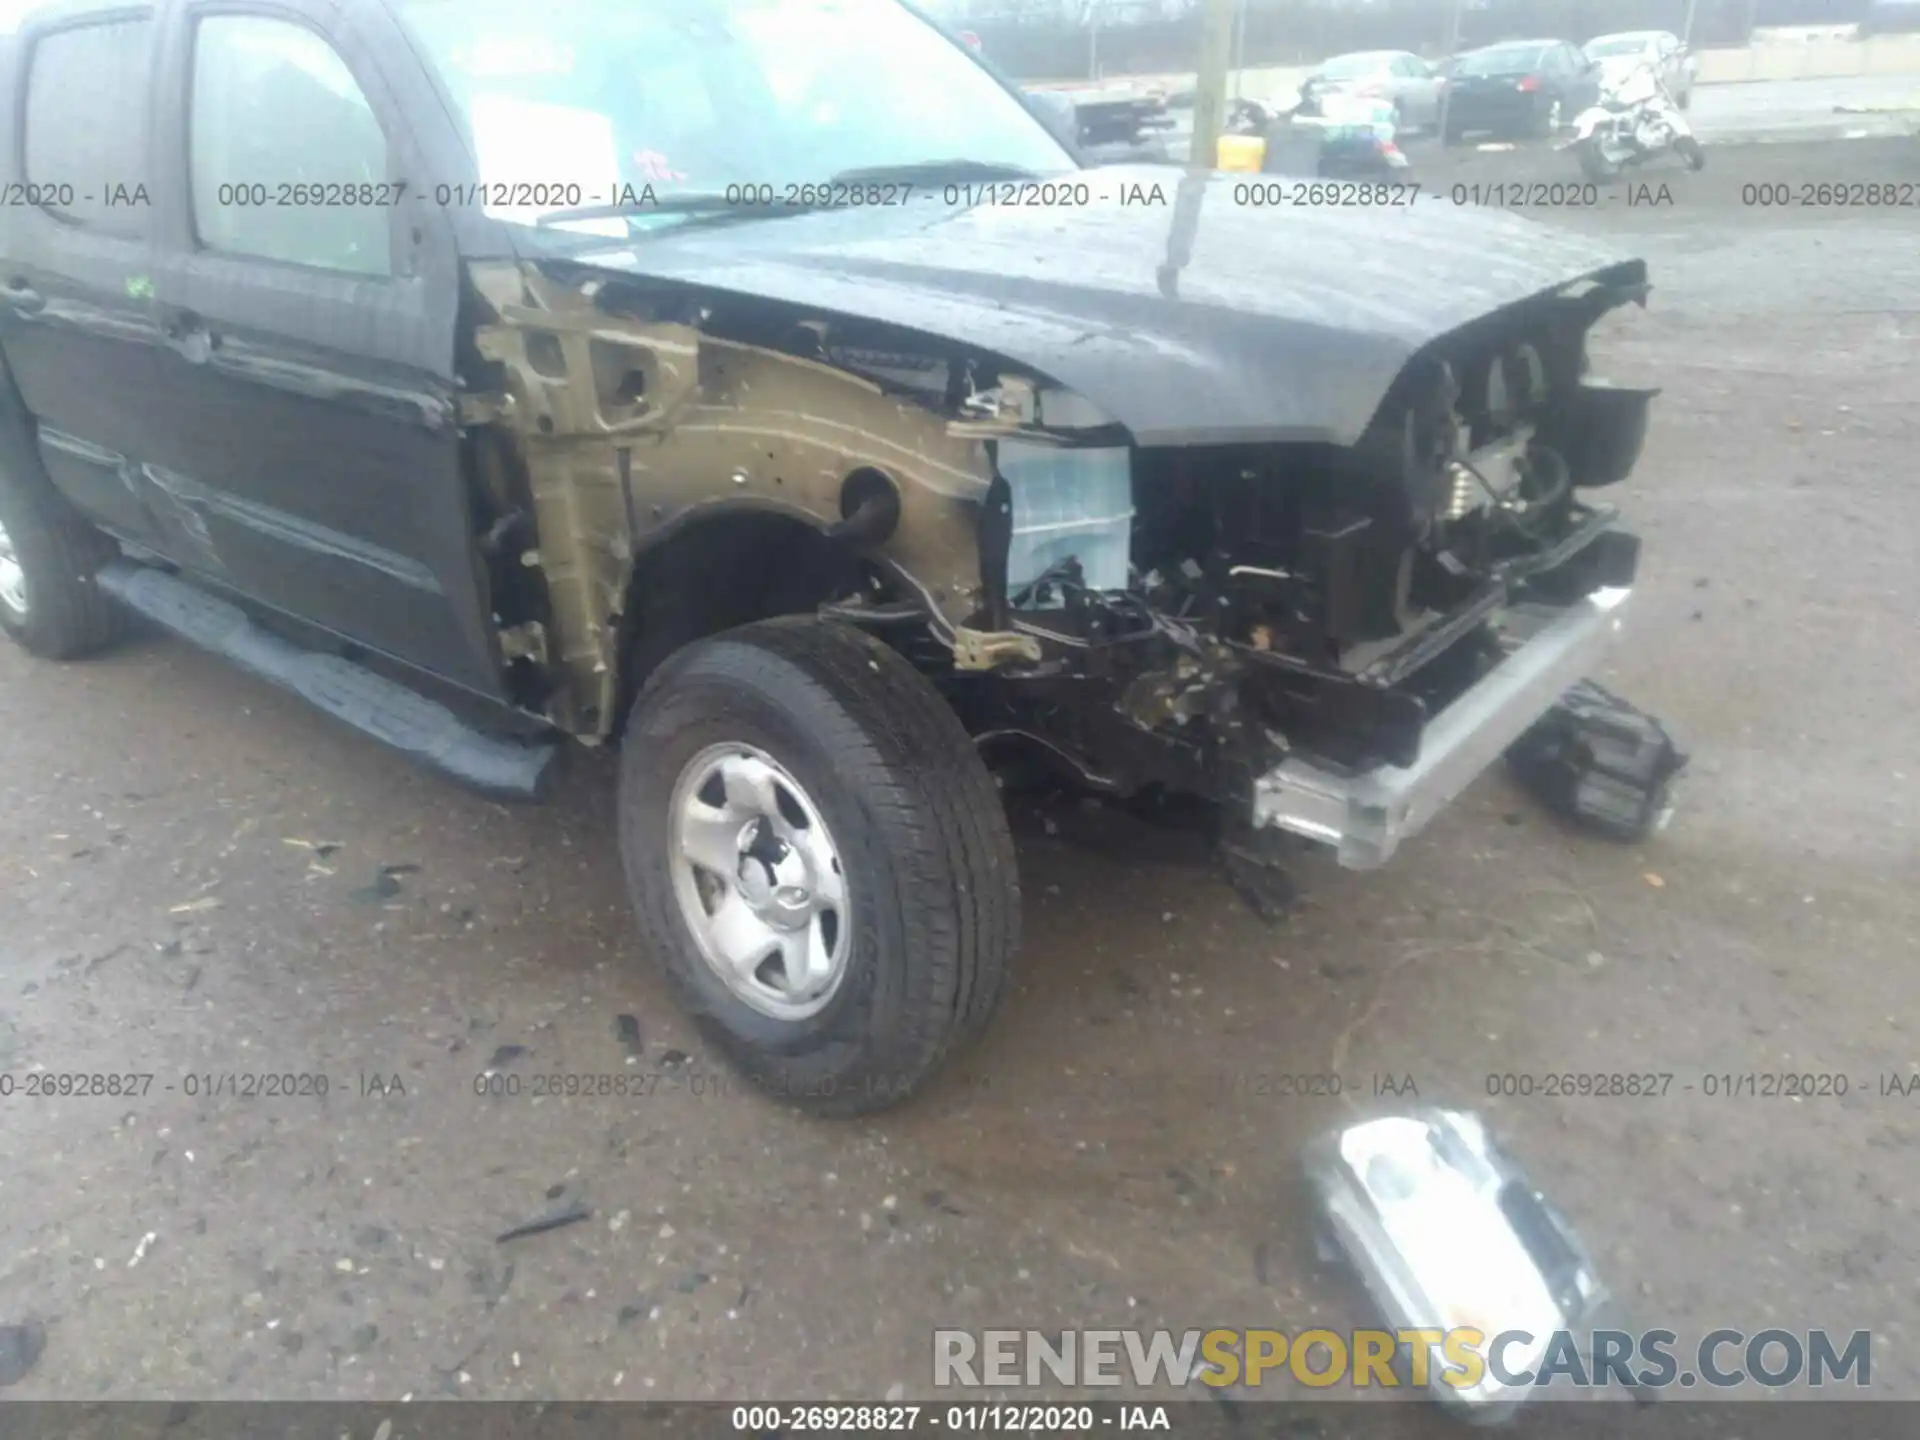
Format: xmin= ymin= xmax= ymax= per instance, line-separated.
xmin=462 ymin=244 xmax=1655 ymax=849
xmin=947 ymin=294 xmax=1653 ymax=807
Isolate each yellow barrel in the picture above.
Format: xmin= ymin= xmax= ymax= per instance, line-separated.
xmin=1215 ymin=132 xmax=1266 ymax=172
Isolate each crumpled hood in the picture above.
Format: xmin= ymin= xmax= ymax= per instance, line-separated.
xmin=560 ymin=168 xmax=1647 ymax=447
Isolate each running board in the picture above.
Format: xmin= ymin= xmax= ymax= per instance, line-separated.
xmin=97 ymin=561 xmax=558 ymax=802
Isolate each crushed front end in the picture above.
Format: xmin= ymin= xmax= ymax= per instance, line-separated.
xmin=949 ymin=267 xmax=1657 ymax=868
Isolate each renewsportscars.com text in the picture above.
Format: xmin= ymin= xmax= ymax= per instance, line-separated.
xmin=933 ymin=1328 xmax=1871 ymax=1391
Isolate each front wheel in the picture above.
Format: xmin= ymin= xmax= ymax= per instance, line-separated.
xmin=1676 ymin=135 xmax=1706 ymax=170
xmin=618 ymin=617 xmax=1020 ymax=1116
xmin=1575 ymin=135 xmax=1622 ymax=182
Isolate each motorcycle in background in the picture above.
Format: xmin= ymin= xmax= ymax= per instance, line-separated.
xmin=1563 ymin=59 xmax=1705 ymax=181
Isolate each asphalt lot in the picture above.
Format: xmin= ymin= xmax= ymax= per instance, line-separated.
xmin=0 ymin=137 xmax=1917 ymax=1417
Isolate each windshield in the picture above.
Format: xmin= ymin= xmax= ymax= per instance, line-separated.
xmin=1585 ymin=36 xmax=1655 ymax=58
xmin=1319 ymin=52 xmax=1392 ymax=79
xmin=397 ymin=0 xmax=1074 ymax=232
xmin=1454 ymin=44 xmax=1550 ymax=75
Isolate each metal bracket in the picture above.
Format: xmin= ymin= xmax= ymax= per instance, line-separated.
xmin=457 ymin=392 xmax=516 ymax=426
xmin=498 ymin=622 xmax=548 ymax=665
xmin=951 ymin=627 xmax=1044 ymax=672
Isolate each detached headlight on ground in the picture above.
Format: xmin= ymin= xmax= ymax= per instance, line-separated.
xmin=1304 ymin=1108 xmax=1608 ymax=1420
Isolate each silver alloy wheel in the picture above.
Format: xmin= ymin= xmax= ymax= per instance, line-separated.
xmin=668 ymin=743 xmax=851 ymax=1021
xmin=0 ymin=517 xmax=26 ymax=619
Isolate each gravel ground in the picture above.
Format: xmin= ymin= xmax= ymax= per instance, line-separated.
xmin=0 ymin=139 xmax=1916 ymax=1418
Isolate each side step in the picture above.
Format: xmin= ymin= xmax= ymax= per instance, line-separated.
xmin=97 ymin=561 xmax=559 ymax=802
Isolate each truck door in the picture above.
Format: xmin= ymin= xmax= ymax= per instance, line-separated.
xmin=138 ymin=0 xmax=504 ymax=699
xmin=0 ymin=10 xmax=169 ymax=548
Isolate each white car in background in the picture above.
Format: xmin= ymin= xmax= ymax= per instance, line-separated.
xmin=1297 ymin=49 xmax=1448 ymax=133
xmin=1583 ymin=30 xmax=1697 ymax=108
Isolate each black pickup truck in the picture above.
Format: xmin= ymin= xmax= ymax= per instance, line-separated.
xmin=0 ymin=0 xmax=1665 ymax=1113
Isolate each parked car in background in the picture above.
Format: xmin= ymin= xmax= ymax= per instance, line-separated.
xmin=1296 ymin=49 xmax=1448 ymax=133
xmin=1443 ymin=38 xmax=1603 ymax=142
xmin=1583 ymin=30 xmax=1696 ymax=109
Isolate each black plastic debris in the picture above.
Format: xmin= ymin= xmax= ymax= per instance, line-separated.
xmin=497 ymin=1185 xmax=591 ymax=1244
xmin=614 ymin=1014 xmax=644 ymax=1057
xmin=350 ymin=863 xmax=421 ymax=904
xmin=1507 ymin=680 xmax=1688 ymax=843
xmin=1215 ymin=813 xmax=1306 ymax=924
xmin=0 ymin=1321 xmax=47 ymax=1387
xmin=487 ymin=1045 xmax=527 ymax=1070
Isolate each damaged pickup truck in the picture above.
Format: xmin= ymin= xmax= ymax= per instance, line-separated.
xmin=0 ymin=0 xmax=1675 ymax=1112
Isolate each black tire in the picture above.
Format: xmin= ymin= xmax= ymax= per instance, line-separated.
xmin=618 ymin=617 xmax=1020 ymax=1117
xmin=0 ymin=456 xmax=126 ymax=659
xmin=1677 ymin=135 xmax=1706 ymax=171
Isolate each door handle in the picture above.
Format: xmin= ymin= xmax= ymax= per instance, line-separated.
xmin=161 ymin=309 xmax=217 ymax=364
xmin=2 ymin=280 xmax=45 ymax=316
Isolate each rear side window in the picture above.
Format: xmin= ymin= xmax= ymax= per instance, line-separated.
xmin=23 ymin=17 xmax=153 ymax=238
xmin=189 ymin=16 xmax=392 ymax=276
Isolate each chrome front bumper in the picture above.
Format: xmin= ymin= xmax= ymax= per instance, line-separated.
xmin=1251 ymin=586 xmax=1632 ymax=870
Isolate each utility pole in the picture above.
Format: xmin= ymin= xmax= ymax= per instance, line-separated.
xmin=1189 ymin=0 xmax=1237 ymax=170
xmin=1089 ymin=0 xmax=1101 ymax=82
xmin=1435 ymin=0 xmax=1463 ymax=146
xmin=1231 ymin=0 xmax=1247 ymax=100
xmin=1682 ymin=0 xmax=1699 ymax=47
